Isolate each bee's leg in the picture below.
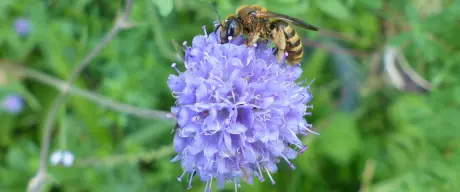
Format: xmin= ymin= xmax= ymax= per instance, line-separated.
xmin=270 ymin=26 xmax=286 ymax=63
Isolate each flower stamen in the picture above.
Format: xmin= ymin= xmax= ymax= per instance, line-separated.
xmin=177 ymin=170 xmax=187 ymax=182
xmin=281 ymin=154 xmax=296 ymax=170
xmin=187 ymin=171 xmax=195 ymax=190
xmin=208 ymin=177 xmax=214 ymax=192
xmin=256 ymin=161 xmax=265 ymax=181
xmin=265 ymin=168 xmax=276 ymax=185
xmin=204 ymin=180 xmax=210 ymax=192
xmin=300 ymin=124 xmax=319 ymax=135
xmin=234 ymin=178 xmax=238 ymax=192
xmin=171 ymin=63 xmax=181 ymax=74
xmin=300 ymin=145 xmax=309 ymax=154
xmin=202 ymin=25 xmax=208 ymax=36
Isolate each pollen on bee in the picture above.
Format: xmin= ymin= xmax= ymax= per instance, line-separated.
xmin=284 ymin=52 xmax=289 ymax=56
xmin=228 ymin=36 xmax=233 ymax=41
xmin=253 ymin=43 xmax=257 ymax=47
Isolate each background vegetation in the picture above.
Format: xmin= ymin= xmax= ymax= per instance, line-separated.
xmin=1 ymin=0 xmax=459 ymax=191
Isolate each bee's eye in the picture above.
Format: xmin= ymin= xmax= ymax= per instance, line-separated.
xmin=226 ymin=20 xmax=239 ymax=38
xmin=214 ymin=24 xmax=222 ymax=33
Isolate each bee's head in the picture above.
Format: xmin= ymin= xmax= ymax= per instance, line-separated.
xmin=218 ymin=16 xmax=243 ymax=44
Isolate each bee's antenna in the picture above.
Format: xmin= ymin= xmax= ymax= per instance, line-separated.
xmin=209 ymin=1 xmax=223 ymax=26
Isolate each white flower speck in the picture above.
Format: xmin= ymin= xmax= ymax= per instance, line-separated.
xmin=50 ymin=150 xmax=75 ymax=167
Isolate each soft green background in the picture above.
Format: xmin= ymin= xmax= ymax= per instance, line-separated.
xmin=1 ymin=0 xmax=459 ymax=191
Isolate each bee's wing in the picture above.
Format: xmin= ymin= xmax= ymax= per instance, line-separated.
xmin=172 ymin=39 xmax=186 ymax=61
xmin=256 ymin=11 xmax=319 ymax=31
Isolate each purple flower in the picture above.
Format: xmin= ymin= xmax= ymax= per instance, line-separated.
xmin=167 ymin=26 xmax=317 ymax=191
xmin=2 ymin=94 xmax=24 ymax=114
xmin=14 ymin=18 xmax=31 ymax=37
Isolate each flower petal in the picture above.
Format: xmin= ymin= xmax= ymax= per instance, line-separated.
xmin=226 ymin=122 xmax=247 ymax=134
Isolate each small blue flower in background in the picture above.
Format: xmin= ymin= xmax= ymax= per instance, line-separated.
xmin=167 ymin=26 xmax=317 ymax=191
xmin=14 ymin=18 xmax=31 ymax=37
xmin=2 ymin=94 xmax=24 ymax=114
xmin=50 ymin=150 xmax=75 ymax=167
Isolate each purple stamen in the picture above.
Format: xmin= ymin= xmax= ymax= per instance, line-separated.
xmin=281 ymin=154 xmax=296 ymax=170
xmin=300 ymin=145 xmax=308 ymax=154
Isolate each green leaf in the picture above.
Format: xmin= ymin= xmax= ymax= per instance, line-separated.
xmin=316 ymin=112 xmax=361 ymax=165
xmin=0 ymin=115 xmax=15 ymax=146
xmin=389 ymin=32 xmax=412 ymax=46
xmin=152 ymin=0 xmax=174 ymax=17
xmin=412 ymin=28 xmax=440 ymax=62
xmin=358 ymin=0 xmax=382 ymax=10
xmin=405 ymin=3 xmax=420 ymax=22
xmin=122 ymin=120 xmax=173 ymax=150
xmin=388 ymin=94 xmax=432 ymax=124
xmin=315 ymin=0 xmax=352 ymax=20
xmin=453 ymin=86 xmax=460 ymax=105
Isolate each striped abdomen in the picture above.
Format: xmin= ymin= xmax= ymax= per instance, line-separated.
xmin=282 ymin=23 xmax=303 ymax=64
xmin=270 ymin=20 xmax=303 ymax=65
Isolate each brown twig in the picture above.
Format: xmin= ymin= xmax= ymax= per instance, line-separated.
xmin=27 ymin=1 xmax=134 ymax=191
xmin=359 ymin=159 xmax=376 ymax=192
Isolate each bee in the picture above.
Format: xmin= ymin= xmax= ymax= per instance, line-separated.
xmin=212 ymin=4 xmax=319 ymax=65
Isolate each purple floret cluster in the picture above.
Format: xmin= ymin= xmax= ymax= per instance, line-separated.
xmin=167 ymin=26 xmax=316 ymax=191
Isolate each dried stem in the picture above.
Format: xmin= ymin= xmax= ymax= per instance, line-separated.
xmin=27 ymin=1 xmax=134 ymax=191
xmin=359 ymin=159 xmax=376 ymax=192
xmin=0 ymin=64 xmax=172 ymax=120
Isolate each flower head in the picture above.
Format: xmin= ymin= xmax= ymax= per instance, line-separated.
xmin=167 ymin=26 xmax=316 ymax=191
xmin=14 ymin=18 xmax=31 ymax=37
xmin=2 ymin=94 xmax=24 ymax=114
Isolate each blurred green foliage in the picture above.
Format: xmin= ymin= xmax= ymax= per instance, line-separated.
xmin=1 ymin=0 xmax=460 ymax=191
